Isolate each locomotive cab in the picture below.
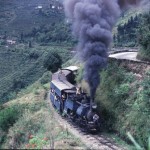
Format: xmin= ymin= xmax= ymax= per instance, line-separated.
xmin=63 ymin=89 xmax=80 ymax=116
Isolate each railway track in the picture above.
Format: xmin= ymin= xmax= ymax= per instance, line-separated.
xmin=47 ymin=93 xmax=127 ymax=150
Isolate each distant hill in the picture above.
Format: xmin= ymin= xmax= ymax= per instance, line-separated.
xmin=113 ymin=1 xmax=150 ymax=47
xmin=0 ymin=0 xmax=72 ymax=103
xmin=116 ymin=2 xmax=150 ymax=27
xmin=0 ymin=0 xmax=64 ymax=35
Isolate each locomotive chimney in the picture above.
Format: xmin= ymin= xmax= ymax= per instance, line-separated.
xmin=90 ymin=97 xmax=94 ymax=111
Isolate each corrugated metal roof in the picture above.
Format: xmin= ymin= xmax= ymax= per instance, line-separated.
xmin=51 ymin=66 xmax=79 ymax=92
xmin=52 ymin=70 xmax=71 ymax=80
xmin=51 ymin=79 xmax=74 ymax=91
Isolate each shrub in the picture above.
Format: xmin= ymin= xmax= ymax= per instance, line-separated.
xmin=3 ymin=109 xmax=47 ymax=149
xmin=27 ymin=135 xmax=49 ymax=149
xmin=138 ymin=11 xmax=150 ymax=61
xmin=0 ymin=105 xmax=22 ymax=131
xmin=124 ymin=72 xmax=135 ymax=83
xmin=43 ymin=51 xmax=62 ymax=73
xmin=29 ymin=50 xmax=40 ymax=59
xmin=114 ymin=83 xmax=130 ymax=100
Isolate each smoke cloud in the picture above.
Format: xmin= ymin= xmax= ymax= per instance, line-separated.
xmin=118 ymin=0 xmax=144 ymax=9
xmin=64 ymin=0 xmax=143 ymax=99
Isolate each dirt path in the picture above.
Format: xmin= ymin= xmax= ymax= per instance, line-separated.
xmin=47 ymin=93 xmax=127 ymax=150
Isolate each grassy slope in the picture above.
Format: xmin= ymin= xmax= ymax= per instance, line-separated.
xmin=0 ymin=80 xmax=85 ymax=149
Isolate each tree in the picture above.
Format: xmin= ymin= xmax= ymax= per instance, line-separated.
xmin=43 ymin=51 xmax=62 ymax=72
xmin=115 ymin=14 xmax=141 ymax=47
xmin=137 ymin=11 xmax=150 ymax=61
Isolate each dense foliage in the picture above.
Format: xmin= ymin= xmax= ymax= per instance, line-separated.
xmin=0 ymin=105 xmax=22 ymax=131
xmin=95 ymin=61 xmax=150 ymax=149
xmin=113 ymin=14 xmax=141 ymax=47
xmin=0 ymin=0 xmax=73 ymax=103
xmin=137 ymin=11 xmax=150 ymax=61
xmin=114 ymin=10 xmax=150 ymax=61
xmin=43 ymin=51 xmax=62 ymax=72
xmin=0 ymin=46 xmax=71 ymax=103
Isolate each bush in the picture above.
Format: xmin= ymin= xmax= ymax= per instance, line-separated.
xmin=27 ymin=135 xmax=49 ymax=149
xmin=43 ymin=51 xmax=62 ymax=72
xmin=138 ymin=12 xmax=150 ymax=61
xmin=3 ymin=110 xmax=46 ymax=149
xmin=2 ymin=101 xmax=48 ymax=149
xmin=114 ymin=83 xmax=130 ymax=100
xmin=0 ymin=105 xmax=22 ymax=131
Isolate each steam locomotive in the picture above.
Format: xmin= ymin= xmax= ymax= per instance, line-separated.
xmin=50 ymin=66 xmax=101 ymax=132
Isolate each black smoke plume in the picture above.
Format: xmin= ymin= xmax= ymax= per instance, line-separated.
xmin=64 ymin=0 xmax=143 ymax=99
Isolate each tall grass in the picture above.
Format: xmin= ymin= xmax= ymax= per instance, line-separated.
xmin=0 ymin=80 xmax=84 ymax=149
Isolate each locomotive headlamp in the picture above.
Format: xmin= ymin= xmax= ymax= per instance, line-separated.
xmin=92 ymin=104 xmax=97 ymax=109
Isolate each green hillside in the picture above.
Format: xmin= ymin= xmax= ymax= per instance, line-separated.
xmin=113 ymin=2 xmax=150 ymax=48
xmin=0 ymin=0 xmax=73 ymax=103
xmin=75 ymin=60 xmax=150 ymax=149
xmin=0 ymin=0 xmax=64 ymax=35
xmin=0 ymin=81 xmax=85 ymax=149
xmin=0 ymin=45 xmax=71 ymax=103
xmin=0 ymin=0 xmax=149 ymax=149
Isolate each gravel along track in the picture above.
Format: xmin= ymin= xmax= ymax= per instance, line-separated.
xmin=47 ymin=93 xmax=127 ymax=150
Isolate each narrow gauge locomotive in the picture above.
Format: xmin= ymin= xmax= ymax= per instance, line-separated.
xmin=50 ymin=66 xmax=100 ymax=131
